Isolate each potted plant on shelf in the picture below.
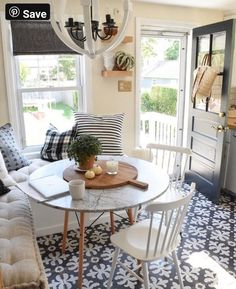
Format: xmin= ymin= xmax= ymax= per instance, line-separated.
xmin=114 ymin=51 xmax=135 ymax=71
xmin=67 ymin=134 xmax=102 ymax=170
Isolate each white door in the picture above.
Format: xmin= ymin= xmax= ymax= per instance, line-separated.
xmin=137 ymin=27 xmax=188 ymax=148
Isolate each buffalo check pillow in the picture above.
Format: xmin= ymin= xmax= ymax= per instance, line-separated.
xmin=41 ymin=125 xmax=76 ymax=161
xmin=74 ymin=113 xmax=124 ymax=155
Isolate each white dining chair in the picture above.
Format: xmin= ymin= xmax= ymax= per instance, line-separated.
xmin=107 ymin=182 xmax=196 ymax=289
xmin=133 ymin=144 xmax=192 ymax=222
xmin=146 ymin=143 xmax=191 ymax=189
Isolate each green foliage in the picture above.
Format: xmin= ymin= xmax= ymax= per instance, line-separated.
xmin=19 ymin=63 xmax=29 ymax=84
xmin=49 ymin=56 xmax=76 ymax=81
xmin=73 ymin=91 xmax=79 ymax=111
xmin=50 ymin=102 xmax=73 ymax=119
xmin=141 ymin=86 xmax=177 ymax=116
xmin=164 ymin=40 xmax=179 ymax=60
xmin=23 ymin=106 xmax=38 ymax=113
xmin=68 ymin=134 xmax=102 ymax=165
xmin=141 ymin=37 xmax=158 ymax=58
xmin=115 ymin=51 xmax=135 ymax=71
xmin=58 ymin=56 xmax=76 ymax=80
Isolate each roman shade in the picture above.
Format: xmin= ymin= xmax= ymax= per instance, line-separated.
xmin=11 ymin=21 xmax=83 ymax=55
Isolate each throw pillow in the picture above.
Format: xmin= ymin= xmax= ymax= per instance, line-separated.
xmin=0 ymin=179 xmax=10 ymax=195
xmin=74 ymin=113 xmax=124 ymax=155
xmin=0 ymin=123 xmax=31 ymax=171
xmin=41 ymin=125 xmax=76 ymax=161
xmin=0 ymin=150 xmax=17 ymax=186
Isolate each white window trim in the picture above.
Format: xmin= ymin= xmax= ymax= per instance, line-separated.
xmin=135 ymin=17 xmax=194 ymax=148
xmin=0 ymin=15 xmax=91 ymax=156
xmin=1 ymin=14 xmax=21 ymax=145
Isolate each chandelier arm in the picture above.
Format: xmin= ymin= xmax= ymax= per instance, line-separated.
xmin=82 ymin=1 xmax=96 ymax=56
xmin=95 ymin=0 xmax=132 ymax=56
xmin=67 ymin=28 xmax=86 ymax=42
xmin=75 ymin=29 xmax=86 ymax=42
xmin=51 ymin=17 xmax=90 ymax=56
xmin=97 ymin=31 xmax=113 ymax=41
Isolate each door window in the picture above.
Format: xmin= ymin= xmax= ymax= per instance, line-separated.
xmin=194 ymin=32 xmax=226 ymax=113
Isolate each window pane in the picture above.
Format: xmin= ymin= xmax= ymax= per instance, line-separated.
xmin=195 ymin=35 xmax=210 ymax=111
xmin=197 ymin=35 xmax=210 ymax=67
xmin=212 ymin=32 xmax=225 ymax=73
xmin=17 ymin=55 xmax=77 ymax=88
xmin=22 ymin=90 xmax=79 ymax=146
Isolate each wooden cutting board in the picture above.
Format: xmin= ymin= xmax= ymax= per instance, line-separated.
xmin=63 ymin=160 xmax=148 ymax=189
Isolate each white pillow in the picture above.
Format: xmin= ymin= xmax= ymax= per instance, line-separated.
xmin=0 ymin=150 xmax=17 ymax=187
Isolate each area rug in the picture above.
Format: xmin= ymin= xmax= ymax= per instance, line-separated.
xmin=37 ymin=189 xmax=236 ymax=289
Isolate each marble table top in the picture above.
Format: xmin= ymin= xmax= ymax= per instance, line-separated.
xmin=18 ymin=156 xmax=169 ymax=213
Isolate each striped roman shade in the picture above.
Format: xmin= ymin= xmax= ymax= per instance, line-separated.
xmin=74 ymin=113 xmax=124 ymax=155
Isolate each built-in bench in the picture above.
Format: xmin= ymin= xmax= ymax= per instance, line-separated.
xmin=0 ymin=187 xmax=49 ymax=289
xmin=0 ymin=159 xmax=50 ymax=289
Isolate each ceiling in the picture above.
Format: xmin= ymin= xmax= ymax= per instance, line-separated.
xmin=136 ymin=0 xmax=236 ymax=11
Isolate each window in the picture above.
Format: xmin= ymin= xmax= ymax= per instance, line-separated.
xmin=15 ymin=54 xmax=84 ymax=147
xmin=0 ymin=19 xmax=87 ymax=151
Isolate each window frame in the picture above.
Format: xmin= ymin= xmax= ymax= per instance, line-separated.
xmin=15 ymin=54 xmax=84 ymax=148
xmin=0 ymin=16 xmax=89 ymax=156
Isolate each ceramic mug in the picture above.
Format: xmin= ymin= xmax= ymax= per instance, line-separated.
xmin=69 ymin=179 xmax=85 ymax=200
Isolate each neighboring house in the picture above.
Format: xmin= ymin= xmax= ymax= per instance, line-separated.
xmin=141 ymin=60 xmax=179 ymax=91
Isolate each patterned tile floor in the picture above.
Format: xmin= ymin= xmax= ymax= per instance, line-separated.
xmin=37 ymin=190 xmax=236 ymax=289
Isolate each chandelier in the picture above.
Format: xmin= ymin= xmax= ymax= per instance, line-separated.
xmin=51 ymin=0 xmax=132 ymax=58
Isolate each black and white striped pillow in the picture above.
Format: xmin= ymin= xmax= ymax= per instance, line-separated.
xmin=74 ymin=113 xmax=124 ymax=155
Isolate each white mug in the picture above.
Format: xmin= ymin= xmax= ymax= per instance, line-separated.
xmin=69 ymin=179 xmax=85 ymax=200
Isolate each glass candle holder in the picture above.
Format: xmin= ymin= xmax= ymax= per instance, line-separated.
xmin=106 ymin=160 xmax=118 ymax=175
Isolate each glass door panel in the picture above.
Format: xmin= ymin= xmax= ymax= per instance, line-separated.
xmin=197 ymin=35 xmax=210 ymax=66
xmin=208 ymin=32 xmax=226 ymax=113
xmin=195 ymin=35 xmax=210 ymax=110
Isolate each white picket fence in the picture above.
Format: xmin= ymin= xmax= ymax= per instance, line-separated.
xmin=140 ymin=112 xmax=177 ymax=146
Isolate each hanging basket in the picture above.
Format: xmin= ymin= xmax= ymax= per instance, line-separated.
xmin=192 ymin=54 xmax=218 ymax=102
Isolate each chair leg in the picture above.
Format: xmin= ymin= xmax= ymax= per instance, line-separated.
xmin=172 ymin=251 xmax=184 ymax=289
xmin=141 ymin=261 xmax=150 ymax=289
xmin=107 ymin=247 xmax=120 ymax=289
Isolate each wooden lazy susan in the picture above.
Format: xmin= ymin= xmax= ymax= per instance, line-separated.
xmin=63 ymin=160 xmax=148 ymax=190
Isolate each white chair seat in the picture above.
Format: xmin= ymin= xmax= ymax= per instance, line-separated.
xmin=111 ymin=219 xmax=180 ymax=261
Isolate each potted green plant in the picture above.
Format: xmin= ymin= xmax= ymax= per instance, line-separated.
xmin=114 ymin=51 xmax=135 ymax=71
xmin=68 ymin=134 xmax=102 ymax=170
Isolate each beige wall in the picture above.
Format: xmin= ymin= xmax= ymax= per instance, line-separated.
xmin=0 ymin=0 xmax=224 ymax=154
xmin=88 ymin=2 xmax=224 ymax=154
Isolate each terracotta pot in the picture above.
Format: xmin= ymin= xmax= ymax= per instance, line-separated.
xmin=78 ymin=156 xmax=95 ymax=170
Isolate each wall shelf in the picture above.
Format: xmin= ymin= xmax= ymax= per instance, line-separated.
xmin=102 ymin=70 xmax=133 ymax=77
xmin=103 ymin=35 xmax=133 ymax=44
xmin=121 ymin=36 xmax=133 ymax=44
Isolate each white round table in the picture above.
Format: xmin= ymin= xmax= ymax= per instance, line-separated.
xmin=18 ymin=155 xmax=169 ymax=289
